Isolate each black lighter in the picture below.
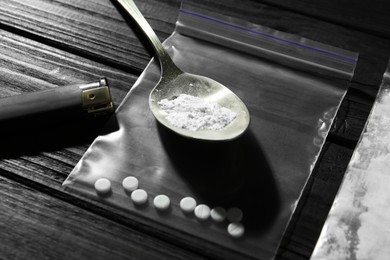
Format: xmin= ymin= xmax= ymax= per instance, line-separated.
xmin=0 ymin=78 xmax=115 ymax=156
xmin=0 ymin=78 xmax=114 ymax=122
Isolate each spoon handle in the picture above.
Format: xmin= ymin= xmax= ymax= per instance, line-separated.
xmin=117 ymin=0 xmax=182 ymax=78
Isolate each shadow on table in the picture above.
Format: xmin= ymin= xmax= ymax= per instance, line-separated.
xmin=158 ymin=124 xmax=280 ymax=233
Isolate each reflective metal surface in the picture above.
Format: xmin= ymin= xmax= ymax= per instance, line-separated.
xmin=80 ymin=78 xmax=114 ymax=116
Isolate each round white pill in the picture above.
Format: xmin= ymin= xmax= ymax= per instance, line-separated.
xmin=210 ymin=207 xmax=227 ymax=222
xmin=194 ymin=204 xmax=211 ymax=220
xmin=228 ymin=222 xmax=245 ymax=238
xmin=180 ymin=197 xmax=197 ymax=213
xmin=122 ymin=176 xmax=139 ymax=193
xmin=227 ymin=207 xmax=243 ymax=222
xmin=153 ymin=194 xmax=170 ymax=210
xmin=131 ymin=189 xmax=148 ymax=205
xmin=94 ymin=178 xmax=111 ymax=194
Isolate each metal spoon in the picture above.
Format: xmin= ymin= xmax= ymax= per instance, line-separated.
xmin=117 ymin=0 xmax=250 ymax=141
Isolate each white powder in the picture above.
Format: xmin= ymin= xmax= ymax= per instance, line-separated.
xmin=158 ymin=94 xmax=236 ymax=131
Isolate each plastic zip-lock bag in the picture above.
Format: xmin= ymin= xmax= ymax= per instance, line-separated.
xmin=63 ymin=2 xmax=358 ymax=259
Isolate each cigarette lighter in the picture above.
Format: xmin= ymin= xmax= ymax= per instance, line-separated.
xmin=0 ymin=78 xmax=115 ymax=156
xmin=0 ymin=78 xmax=114 ymax=123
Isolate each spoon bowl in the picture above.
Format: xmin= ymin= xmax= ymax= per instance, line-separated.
xmin=117 ymin=0 xmax=250 ymax=141
xmin=150 ymin=72 xmax=250 ymax=141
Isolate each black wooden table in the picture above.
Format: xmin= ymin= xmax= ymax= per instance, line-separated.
xmin=1 ymin=0 xmax=390 ymax=259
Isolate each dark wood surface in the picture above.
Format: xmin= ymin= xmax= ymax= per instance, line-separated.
xmin=0 ymin=0 xmax=389 ymax=259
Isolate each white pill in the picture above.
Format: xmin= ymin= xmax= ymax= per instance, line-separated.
xmin=153 ymin=194 xmax=170 ymax=210
xmin=210 ymin=207 xmax=227 ymax=222
xmin=194 ymin=204 xmax=210 ymax=220
xmin=122 ymin=176 xmax=139 ymax=192
xmin=227 ymin=222 xmax=245 ymax=238
xmin=131 ymin=189 xmax=148 ymax=205
xmin=227 ymin=207 xmax=243 ymax=222
xmin=94 ymin=178 xmax=111 ymax=194
xmin=180 ymin=197 xmax=197 ymax=213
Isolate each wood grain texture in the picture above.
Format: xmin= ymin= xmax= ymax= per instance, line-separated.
xmin=0 ymin=0 xmax=389 ymax=259
xmin=0 ymin=0 xmax=179 ymax=73
xmin=258 ymin=0 xmax=390 ymax=39
xmin=0 ymin=176 xmax=206 ymax=260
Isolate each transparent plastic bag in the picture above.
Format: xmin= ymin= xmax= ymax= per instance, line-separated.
xmin=63 ymin=2 xmax=357 ymax=259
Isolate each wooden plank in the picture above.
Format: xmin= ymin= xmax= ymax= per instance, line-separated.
xmin=0 ymin=175 xmax=206 ymax=260
xmin=0 ymin=0 xmax=179 ymax=73
xmin=0 ymin=27 xmax=135 ymax=101
xmin=258 ymin=0 xmax=390 ymax=39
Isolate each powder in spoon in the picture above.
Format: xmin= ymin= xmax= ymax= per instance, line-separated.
xmin=158 ymin=94 xmax=236 ymax=131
